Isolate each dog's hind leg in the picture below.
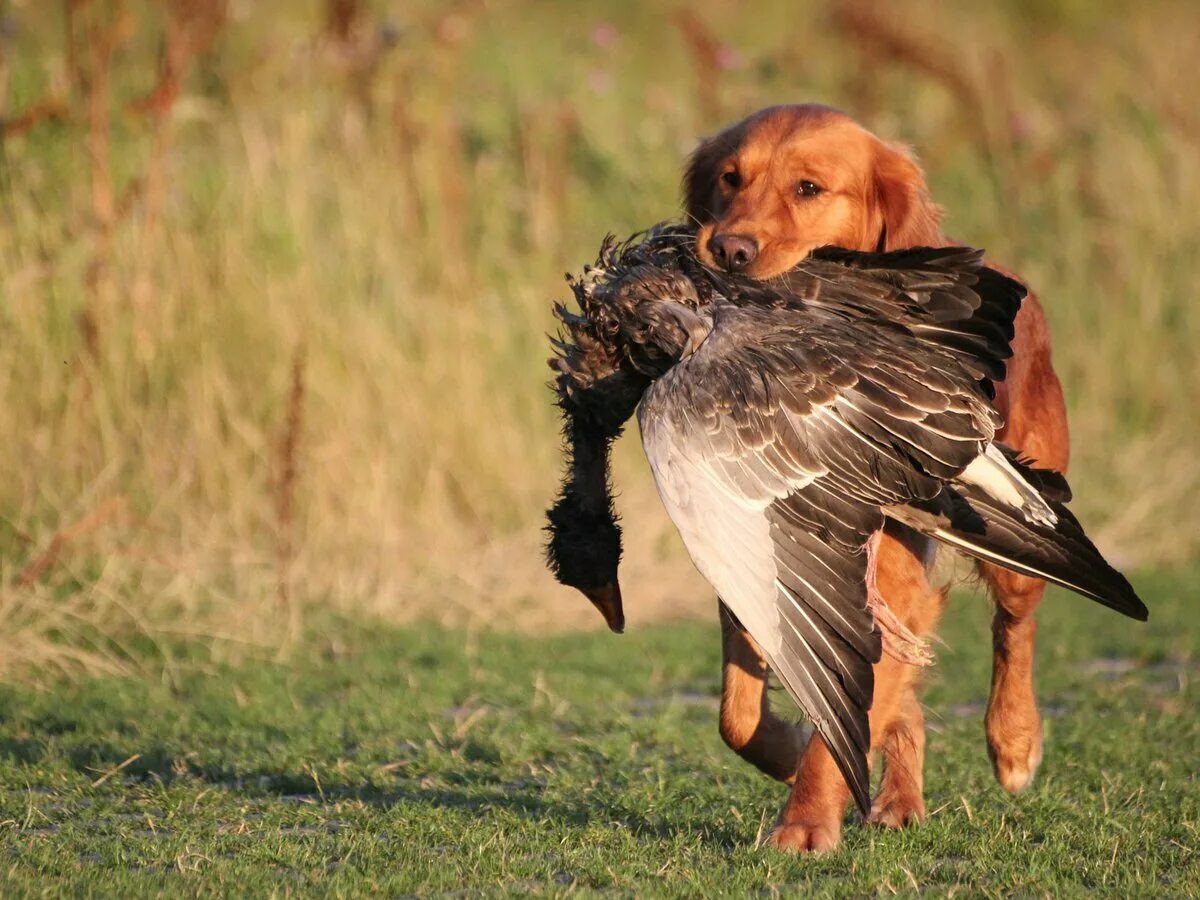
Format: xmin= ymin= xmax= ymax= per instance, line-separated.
xmin=982 ymin=295 xmax=1069 ymax=794
xmin=983 ymin=566 xmax=1048 ymax=792
xmin=867 ymin=527 xmax=944 ymax=830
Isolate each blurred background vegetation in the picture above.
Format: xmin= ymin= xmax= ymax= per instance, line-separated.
xmin=0 ymin=0 xmax=1197 ymax=679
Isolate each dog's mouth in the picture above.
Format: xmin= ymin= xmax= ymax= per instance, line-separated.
xmin=694 ymin=228 xmax=808 ymax=281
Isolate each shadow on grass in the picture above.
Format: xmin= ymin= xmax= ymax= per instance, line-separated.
xmin=1 ymin=736 xmax=746 ymax=846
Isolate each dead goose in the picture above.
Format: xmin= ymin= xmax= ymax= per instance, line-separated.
xmin=544 ymin=224 xmax=1146 ymax=815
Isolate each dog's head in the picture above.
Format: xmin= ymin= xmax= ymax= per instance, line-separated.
xmin=684 ymin=104 xmax=944 ymax=278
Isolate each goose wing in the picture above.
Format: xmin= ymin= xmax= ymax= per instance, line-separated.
xmin=638 ymin=302 xmax=1003 ymax=814
xmin=770 ymin=246 xmax=1026 ymax=391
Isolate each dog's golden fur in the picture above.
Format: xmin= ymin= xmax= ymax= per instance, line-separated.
xmin=684 ymin=104 xmax=1069 ymax=851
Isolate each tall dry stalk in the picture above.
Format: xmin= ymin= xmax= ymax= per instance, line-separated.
xmin=68 ymin=0 xmax=134 ymax=361
xmin=674 ymin=10 xmax=726 ymax=127
xmin=389 ymin=69 xmax=425 ymax=233
xmin=273 ymin=344 xmax=307 ymax=656
xmin=832 ymin=0 xmax=1018 ymax=165
xmin=435 ymin=113 xmax=469 ymax=288
xmin=0 ymin=98 xmax=70 ymax=141
xmin=324 ymin=0 xmax=363 ymax=43
xmin=128 ymin=0 xmax=227 ymax=354
xmin=82 ymin=9 xmax=116 ymax=355
xmin=517 ymin=104 xmax=576 ymax=252
xmin=320 ymin=0 xmax=393 ymax=128
xmin=13 ymin=498 xmax=126 ymax=590
xmin=64 ymin=0 xmax=89 ymax=96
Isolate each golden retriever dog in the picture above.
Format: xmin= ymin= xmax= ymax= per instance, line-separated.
xmin=684 ymin=104 xmax=1069 ymax=852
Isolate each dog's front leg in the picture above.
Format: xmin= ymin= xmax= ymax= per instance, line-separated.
xmin=717 ymin=601 xmax=808 ymax=783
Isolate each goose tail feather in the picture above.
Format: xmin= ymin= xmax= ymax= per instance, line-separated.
xmin=887 ymin=459 xmax=1146 ymax=622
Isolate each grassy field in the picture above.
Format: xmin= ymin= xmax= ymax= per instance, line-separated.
xmin=0 ymin=571 xmax=1195 ymax=894
xmin=1 ymin=2 xmax=1199 ymax=894
xmin=0 ymin=0 xmax=1198 ymax=672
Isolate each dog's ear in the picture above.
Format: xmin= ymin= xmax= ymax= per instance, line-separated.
xmin=872 ymin=140 xmax=943 ymax=249
xmin=683 ymin=130 xmax=737 ymax=224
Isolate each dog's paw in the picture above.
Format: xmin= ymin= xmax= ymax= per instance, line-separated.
xmin=987 ymin=719 xmax=1043 ymax=793
xmin=867 ymin=791 xmax=925 ymax=829
xmin=764 ymin=820 xmax=841 ymax=853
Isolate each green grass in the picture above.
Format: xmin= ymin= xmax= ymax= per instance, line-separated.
xmin=0 ymin=570 xmax=1195 ymax=896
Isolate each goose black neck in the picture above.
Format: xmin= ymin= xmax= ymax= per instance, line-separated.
xmin=544 ymin=367 xmax=648 ymax=634
xmin=545 ymin=397 xmax=623 ymax=587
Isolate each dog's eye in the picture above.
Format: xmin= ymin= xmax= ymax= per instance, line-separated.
xmin=797 ymin=180 xmax=823 ymax=197
xmin=721 ymin=170 xmax=741 ymax=189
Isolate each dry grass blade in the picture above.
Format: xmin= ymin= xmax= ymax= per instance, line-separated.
xmin=0 ymin=96 xmax=70 ymax=140
xmin=324 ymin=0 xmax=364 ymax=44
xmin=14 ymin=498 xmax=127 ymax=590
xmin=128 ymin=1 xmax=226 ymax=118
xmin=832 ymin=0 xmax=1017 ymax=156
xmin=674 ymin=10 xmax=726 ymax=125
xmin=274 ymin=343 xmax=307 ymax=654
xmin=89 ymin=753 xmax=142 ymax=787
xmin=0 ymin=1 xmax=1192 ymax=682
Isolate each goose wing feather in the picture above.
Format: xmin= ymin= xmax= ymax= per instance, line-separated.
xmin=772 ymin=246 xmax=1027 ymax=390
xmin=637 ymin=301 xmax=1003 ymax=814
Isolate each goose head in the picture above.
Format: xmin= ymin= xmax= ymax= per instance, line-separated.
xmin=545 ymin=485 xmax=625 ymax=633
xmin=545 ymin=225 xmax=712 ymax=633
xmin=544 ymin=372 xmax=635 ymax=635
xmin=606 ymin=265 xmax=714 ymax=376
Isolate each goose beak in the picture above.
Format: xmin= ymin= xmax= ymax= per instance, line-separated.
xmin=582 ymin=582 xmax=625 ymax=634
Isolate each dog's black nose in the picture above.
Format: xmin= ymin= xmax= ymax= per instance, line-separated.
xmin=708 ymin=233 xmax=758 ymax=273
